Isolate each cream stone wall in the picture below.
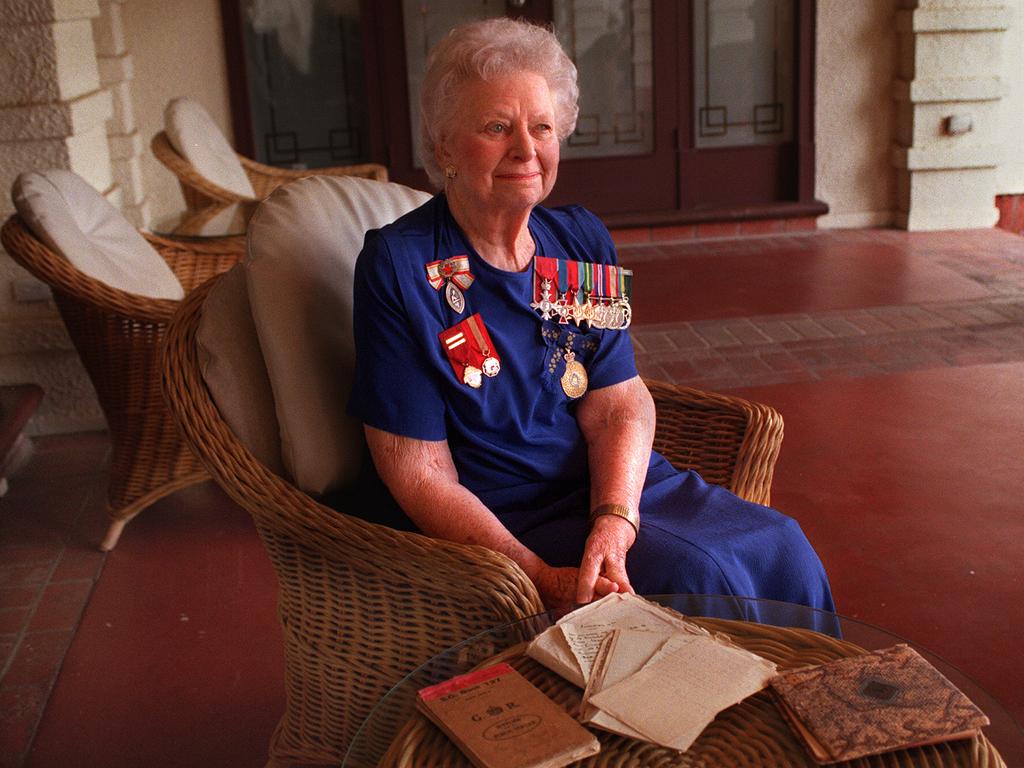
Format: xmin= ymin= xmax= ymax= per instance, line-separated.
xmin=121 ymin=0 xmax=233 ymax=225
xmin=0 ymin=0 xmax=232 ymax=435
xmin=0 ymin=0 xmax=110 ymax=434
xmin=816 ymin=0 xmax=1022 ymax=229
xmin=999 ymin=0 xmax=1024 ymax=193
xmin=814 ymin=0 xmax=900 ymax=229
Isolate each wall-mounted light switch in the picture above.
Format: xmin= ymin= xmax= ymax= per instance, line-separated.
xmin=944 ymin=114 xmax=973 ymax=136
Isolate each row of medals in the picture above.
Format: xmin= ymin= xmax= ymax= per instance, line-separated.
xmin=447 ymin=279 xmax=587 ymax=398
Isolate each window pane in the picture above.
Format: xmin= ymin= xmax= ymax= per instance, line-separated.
xmin=402 ymin=0 xmax=507 ymax=169
xmin=244 ymin=0 xmax=369 ymax=168
xmin=555 ymin=0 xmax=654 ymax=159
xmin=693 ymin=0 xmax=794 ymax=148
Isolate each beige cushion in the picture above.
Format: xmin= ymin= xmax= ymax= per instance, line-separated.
xmin=164 ymin=97 xmax=257 ymax=200
xmin=246 ymin=175 xmax=431 ymax=494
xmin=196 ymin=264 xmax=285 ymax=475
xmin=12 ymin=170 xmax=184 ymax=300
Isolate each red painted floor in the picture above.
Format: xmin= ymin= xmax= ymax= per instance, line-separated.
xmin=2 ymin=227 xmax=1023 ymax=766
xmin=735 ymin=363 xmax=1024 ymax=761
xmin=622 ymin=229 xmax=1001 ymax=324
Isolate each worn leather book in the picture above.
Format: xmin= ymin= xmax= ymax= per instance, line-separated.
xmin=770 ymin=644 xmax=990 ymax=764
xmin=416 ymin=662 xmax=601 ymax=768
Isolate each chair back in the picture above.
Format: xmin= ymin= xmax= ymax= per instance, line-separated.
xmin=11 ymin=169 xmax=183 ymax=300
xmin=164 ymin=97 xmax=257 ymax=200
xmin=238 ymin=175 xmax=429 ymax=493
xmin=164 ymin=178 xmax=541 ymax=765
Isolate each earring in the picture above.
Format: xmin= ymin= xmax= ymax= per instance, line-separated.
xmin=444 ymin=165 xmax=457 ymax=180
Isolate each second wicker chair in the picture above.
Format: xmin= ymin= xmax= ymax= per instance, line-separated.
xmin=152 ymin=98 xmax=388 ymax=212
xmin=3 ymin=169 xmax=243 ymax=550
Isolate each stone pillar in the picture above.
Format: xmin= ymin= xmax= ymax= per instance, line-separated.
xmin=93 ymin=0 xmax=149 ymax=226
xmin=892 ymin=1 xmax=1011 ymax=230
xmin=0 ymin=0 xmax=112 ymax=433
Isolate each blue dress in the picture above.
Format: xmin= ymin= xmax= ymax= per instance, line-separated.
xmin=347 ymin=195 xmax=834 ymax=614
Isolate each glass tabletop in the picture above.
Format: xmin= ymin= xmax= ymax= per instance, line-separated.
xmin=341 ymin=594 xmax=1024 ymax=767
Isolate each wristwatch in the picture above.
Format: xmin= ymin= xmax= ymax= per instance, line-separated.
xmin=589 ymin=503 xmax=639 ymax=534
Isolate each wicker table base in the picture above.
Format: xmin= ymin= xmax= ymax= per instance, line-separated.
xmin=379 ymin=617 xmax=1005 ymax=768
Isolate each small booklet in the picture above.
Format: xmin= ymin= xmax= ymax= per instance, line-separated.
xmin=416 ymin=662 xmax=601 ymax=768
xmin=770 ymin=643 xmax=990 ymax=764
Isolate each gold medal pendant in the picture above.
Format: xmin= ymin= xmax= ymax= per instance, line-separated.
xmin=560 ymin=348 xmax=588 ymax=398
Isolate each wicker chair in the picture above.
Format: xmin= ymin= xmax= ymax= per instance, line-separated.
xmin=0 ymin=216 xmax=242 ymax=550
xmin=162 ymin=276 xmax=783 ymax=767
xmin=151 ymin=130 xmax=389 ymax=212
xmin=159 ymin=173 xmax=783 ymax=766
xmin=161 ymin=294 xmax=784 ymax=767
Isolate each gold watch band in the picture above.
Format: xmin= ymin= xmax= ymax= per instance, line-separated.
xmin=589 ymin=503 xmax=639 ymax=534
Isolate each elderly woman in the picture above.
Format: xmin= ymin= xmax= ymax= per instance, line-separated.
xmin=348 ymin=18 xmax=834 ymax=613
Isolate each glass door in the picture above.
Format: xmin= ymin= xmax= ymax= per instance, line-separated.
xmin=680 ymin=0 xmax=808 ymax=210
xmin=231 ymin=0 xmax=373 ymax=168
xmin=221 ymin=0 xmax=817 ymax=220
xmin=381 ymin=0 xmax=678 ymax=215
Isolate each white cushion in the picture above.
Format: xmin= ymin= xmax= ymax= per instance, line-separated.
xmin=164 ymin=97 xmax=257 ymax=200
xmin=12 ymin=170 xmax=185 ymax=300
xmin=246 ymin=175 xmax=431 ymax=494
xmin=196 ymin=264 xmax=285 ymax=475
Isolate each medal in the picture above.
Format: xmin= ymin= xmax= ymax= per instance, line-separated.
xmin=462 ymin=364 xmax=483 ymax=388
xmin=465 ymin=314 xmax=501 ymax=378
xmin=530 ymin=255 xmax=633 ymax=330
xmin=445 ymin=281 xmax=465 ymax=313
xmin=439 ymin=313 xmax=502 ymax=388
xmin=426 ymin=255 xmax=475 ymax=314
xmin=560 ymin=346 xmax=588 ymax=398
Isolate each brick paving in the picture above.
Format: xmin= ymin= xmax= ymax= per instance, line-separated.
xmin=626 ymin=229 xmax=1024 ymax=392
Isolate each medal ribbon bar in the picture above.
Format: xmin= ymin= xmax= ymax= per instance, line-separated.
xmin=438 ymin=312 xmax=501 ymax=387
xmin=530 ymin=256 xmax=633 ymax=330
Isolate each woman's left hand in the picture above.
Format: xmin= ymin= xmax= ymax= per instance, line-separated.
xmin=576 ymin=514 xmax=637 ymax=604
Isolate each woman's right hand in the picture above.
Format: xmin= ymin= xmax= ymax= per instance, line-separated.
xmin=533 ymin=564 xmax=621 ymax=611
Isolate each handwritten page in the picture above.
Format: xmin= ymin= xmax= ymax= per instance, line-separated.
xmin=526 ymin=593 xmax=709 ymax=687
xmin=526 ymin=594 xmax=778 ymax=753
xmin=587 ymin=633 xmax=777 ymax=752
xmin=580 ymin=628 xmax=677 ymax=739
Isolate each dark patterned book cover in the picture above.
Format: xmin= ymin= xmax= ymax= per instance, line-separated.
xmin=770 ymin=644 xmax=990 ymax=764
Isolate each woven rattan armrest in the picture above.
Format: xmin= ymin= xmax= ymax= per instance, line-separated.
xmin=143 ymin=232 xmax=244 ymax=293
xmin=644 ymin=378 xmax=783 ymax=506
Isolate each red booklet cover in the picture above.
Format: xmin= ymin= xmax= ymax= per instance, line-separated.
xmin=416 ymin=663 xmax=600 ymax=768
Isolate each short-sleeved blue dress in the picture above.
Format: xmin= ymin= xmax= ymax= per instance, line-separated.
xmin=347 ymin=195 xmax=834 ymax=614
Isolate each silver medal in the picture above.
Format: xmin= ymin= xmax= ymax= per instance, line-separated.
xmin=445 ymin=282 xmax=465 ymax=313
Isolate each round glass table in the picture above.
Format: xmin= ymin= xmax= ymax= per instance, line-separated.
xmin=341 ymin=595 xmax=1023 ymax=767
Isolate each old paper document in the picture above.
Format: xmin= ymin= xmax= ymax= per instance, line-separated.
xmin=525 ymin=594 xmax=777 ymax=753
xmin=587 ymin=632 xmax=776 ymax=751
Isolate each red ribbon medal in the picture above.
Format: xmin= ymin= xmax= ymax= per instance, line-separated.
xmin=426 ymin=255 xmax=475 ymax=313
xmin=438 ymin=313 xmax=501 ymax=389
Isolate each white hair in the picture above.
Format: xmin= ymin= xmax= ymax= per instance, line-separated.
xmin=419 ymin=17 xmax=579 ymax=189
